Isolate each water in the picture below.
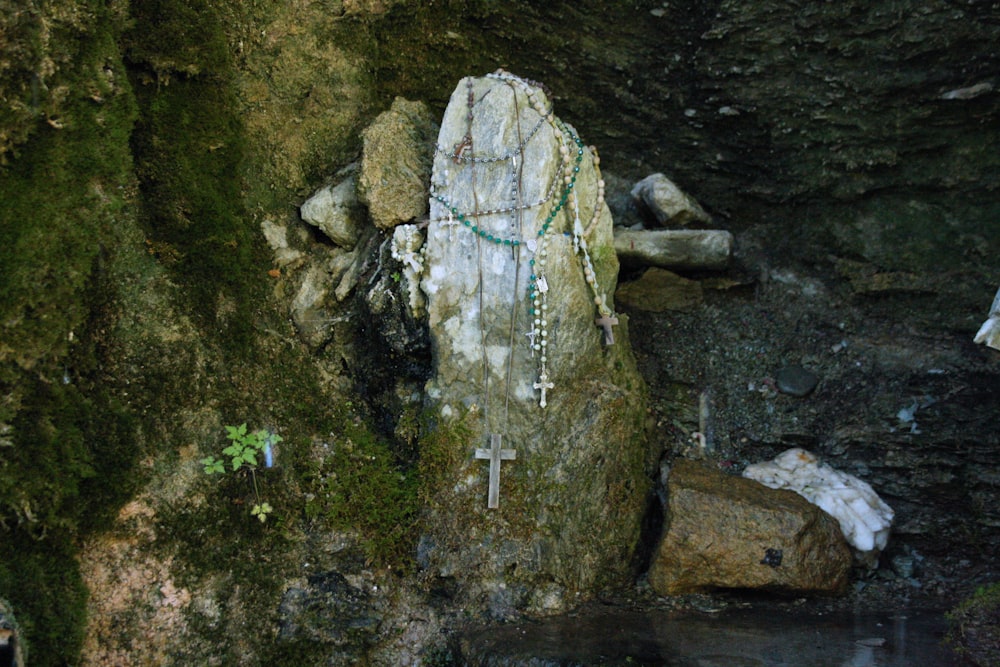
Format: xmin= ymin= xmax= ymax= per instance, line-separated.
xmin=456 ymin=604 xmax=964 ymax=666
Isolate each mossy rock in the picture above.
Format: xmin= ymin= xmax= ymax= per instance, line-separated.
xmin=948 ymin=583 xmax=1000 ymax=667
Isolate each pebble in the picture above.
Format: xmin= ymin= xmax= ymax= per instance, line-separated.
xmin=775 ymin=365 xmax=819 ymax=397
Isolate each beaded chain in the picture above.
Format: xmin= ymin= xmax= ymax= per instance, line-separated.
xmin=429 ymin=70 xmax=617 ymax=410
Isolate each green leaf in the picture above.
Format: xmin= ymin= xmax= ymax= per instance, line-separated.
xmin=252 ymin=502 xmax=272 ymax=522
xmin=222 ymin=444 xmax=242 ymax=458
xmin=243 ymin=451 xmax=257 ymax=467
xmin=200 ymin=456 xmax=224 ymax=474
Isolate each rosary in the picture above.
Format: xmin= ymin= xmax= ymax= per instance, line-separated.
xmin=427 ymin=70 xmax=619 ymax=508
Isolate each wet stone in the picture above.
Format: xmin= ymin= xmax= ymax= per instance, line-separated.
xmin=775 ymin=365 xmax=819 ymax=397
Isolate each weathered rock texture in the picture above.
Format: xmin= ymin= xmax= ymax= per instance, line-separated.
xmin=418 ymin=73 xmax=649 ymax=616
xmin=648 ymin=459 xmax=852 ymax=596
xmin=614 ymin=229 xmax=733 ymax=270
xmin=2 ymin=0 xmax=999 ymax=664
xmin=359 ymin=97 xmax=437 ymax=230
xmin=631 ymin=173 xmax=712 ymax=227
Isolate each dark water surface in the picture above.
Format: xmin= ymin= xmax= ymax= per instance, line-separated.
xmin=457 ymin=604 xmax=965 ymax=666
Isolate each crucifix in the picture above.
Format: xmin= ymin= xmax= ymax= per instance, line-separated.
xmin=595 ymin=313 xmax=619 ymax=345
xmin=443 ymin=211 xmax=461 ymax=242
xmin=475 ymin=434 xmax=517 ymax=509
xmin=533 ymin=372 xmax=554 ymax=408
xmin=525 ymin=327 xmax=537 ymax=355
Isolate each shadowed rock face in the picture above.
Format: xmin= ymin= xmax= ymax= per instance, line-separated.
xmin=648 ymin=459 xmax=852 ymax=596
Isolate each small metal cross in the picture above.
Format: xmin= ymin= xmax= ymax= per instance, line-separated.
xmin=443 ymin=211 xmax=460 ymax=242
xmin=595 ymin=313 xmax=619 ymax=345
xmin=525 ymin=327 xmax=537 ymax=355
xmin=533 ymin=372 xmax=554 ymax=408
xmin=474 ymin=434 xmax=516 ymax=509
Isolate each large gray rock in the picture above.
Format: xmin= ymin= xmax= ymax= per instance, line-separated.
xmin=300 ymin=168 xmax=364 ymax=249
xmin=631 ymin=173 xmax=712 ymax=227
xmin=417 ymin=71 xmax=650 ymax=616
xmin=648 ymin=459 xmax=852 ymax=596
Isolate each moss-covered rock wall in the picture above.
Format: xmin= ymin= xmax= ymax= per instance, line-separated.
xmin=1 ymin=0 xmax=998 ymax=664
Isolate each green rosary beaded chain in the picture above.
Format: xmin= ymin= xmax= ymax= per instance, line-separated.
xmin=431 ymin=131 xmax=586 ymax=248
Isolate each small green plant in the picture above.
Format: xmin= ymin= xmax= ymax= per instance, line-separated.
xmin=201 ymin=423 xmax=282 ymax=522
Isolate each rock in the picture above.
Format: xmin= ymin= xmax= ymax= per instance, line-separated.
xmin=277 ymin=571 xmax=378 ymax=654
xmin=974 ymin=286 xmax=1000 ymax=351
xmin=300 ymin=167 xmax=365 ymax=249
xmin=289 ymin=248 xmax=362 ymax=348
xmin=359 ymin=97 xmax=437 ymax=230
xmin=774 ymin=364 xmax=819 ymax=397
xmin=260 ymin=218 xmax=305 ymax=268
xmin=648 ymin=459 xmax=852 ymax=596
xmin=615 ymin=268 xmax=703 ymax=312
xmin=743 ymin=448 xmax=894 ymax=555
xmin=417 ymin=71 xmax=649 ymax=615
xmin=614 ymin=229 xmax=733 ymax=271
xmin=631 ymin=173 xmax=712 ymax=227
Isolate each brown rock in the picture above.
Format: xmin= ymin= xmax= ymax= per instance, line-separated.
xmin=359 ymin=97 xmax=437 ymax=230
xmin=648 ymin=459 xmax=852 ymax=596
xmin=616 ymin=268 xmax=703 ymax=313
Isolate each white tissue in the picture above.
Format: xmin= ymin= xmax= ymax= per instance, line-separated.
xmin=743 ymin=448 xmax=894 ymax=553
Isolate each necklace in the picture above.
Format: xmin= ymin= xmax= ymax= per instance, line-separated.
xmin=429 ymin=71 xmax=619 ymax=434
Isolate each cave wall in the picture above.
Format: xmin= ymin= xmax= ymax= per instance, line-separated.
xmin=1 ymin=0 xmax=998 ymax=664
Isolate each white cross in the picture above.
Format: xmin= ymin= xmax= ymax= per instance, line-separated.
xmin=525 ymin=328 xmax=537 ymax=355
xmin=442 ymin=211 xmax=461 ymax=242
xmin=533 ymin=372 xmax=554 ymax=408
xmin=474 ymin=434 xmax=516 ymax=509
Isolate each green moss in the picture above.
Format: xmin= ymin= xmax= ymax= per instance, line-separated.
xmin=125 ymin=0 xmax=268 ymax=350
xmin=947 ymin=582 xmax=1000 ymax=665
xmin=0 ymin=529 xmax=88 ymax=667
xmin=0 ymin=6 xmax=144 ymax=664
xmin=306 ymin=404 xmax=420 ymax=569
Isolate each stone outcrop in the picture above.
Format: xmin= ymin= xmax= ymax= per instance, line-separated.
xmin=417 ymin=71 xmax=649 ymax=616
xmin=300 ymin=167 xmax=365 ymax=249
xmin=359 ymin=97 xmax=437 ymax=230
xmin=613 ymin=229 xmax=733 ymax=271
xmin=631 ymin=173 xmax=712 ymax=227
xmin=615 ymin=268 xmax=704 ymax=313
xmin=648 ymin=459 xmax=852 ymax=596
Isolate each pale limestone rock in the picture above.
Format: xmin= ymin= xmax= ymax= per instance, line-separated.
xmin=614 ymin=228 xmax=733 ymax=270
xmin=631 ymin=173 xmax=712 ymax=227
xmin=973 ymin=286 xmax=1000 ymax=351
xmin=260 ymin=218 xmax=304 ymax=267
xmin=743 ymin=448 xmax=894 ymax=555
xmin=300 ymin=171 xmax=364 ymax=249
xmin=648 ymin=459 xmax=852 ymax=596
xmin=418 ymin=72 xmax=649 ymax=616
